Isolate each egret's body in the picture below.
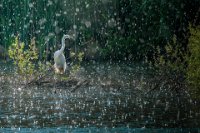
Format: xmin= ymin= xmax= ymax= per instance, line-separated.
xmin=54 ymin=35 xmax=70 ymax=74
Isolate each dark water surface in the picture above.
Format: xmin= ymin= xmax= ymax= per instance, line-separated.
xmin=0 ymin=62 xmax=200 ymax=132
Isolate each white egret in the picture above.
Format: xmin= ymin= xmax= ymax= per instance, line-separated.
xmin=54 ymin=34 xmax=71 ymax=74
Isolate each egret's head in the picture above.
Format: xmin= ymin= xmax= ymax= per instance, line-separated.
xmin=62 ymin=34 xmax=71 ymax=40
xmin=63 ymin=34 xmax=76 ymax=41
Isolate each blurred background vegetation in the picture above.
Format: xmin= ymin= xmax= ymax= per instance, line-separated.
xmin=0 ymin=0 xmax=200 ymax=96
xmin=0 ymin=0 xmax=199 ymax=60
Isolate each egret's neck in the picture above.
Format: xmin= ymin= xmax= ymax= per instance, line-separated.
xmin=60 ymin=37 xmax=66 ymax=52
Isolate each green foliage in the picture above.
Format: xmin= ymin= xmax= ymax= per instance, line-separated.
xmin=8 ymin=36 xmax=52 ymax=76
xmin=152 ymin=35 xmax=186 ymax=72
xmin=70 ymin=51 xmax=84 ymax=75
xmin=8 ymin=35 xmax=83 ymax=83
xmin=1 ymin=0 xmax=199 ymax=61
xmin=186 ymin=24 xmax=200 ymax=97
xmin=151 ymin=24 xmax=200 ymax=98
xmin=8 ymin=37 xmax=38 ymax=75
xmin=38 ymin=61 xmax=52 ymax=73
xmin=101 ymin=34 xmax=137 ymax=60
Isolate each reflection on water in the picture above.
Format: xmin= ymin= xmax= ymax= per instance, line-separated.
xmin=0 ymin=62 xmax=200 ymax=132
xmin=0 ymin=127 xmax=199 ymax=133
